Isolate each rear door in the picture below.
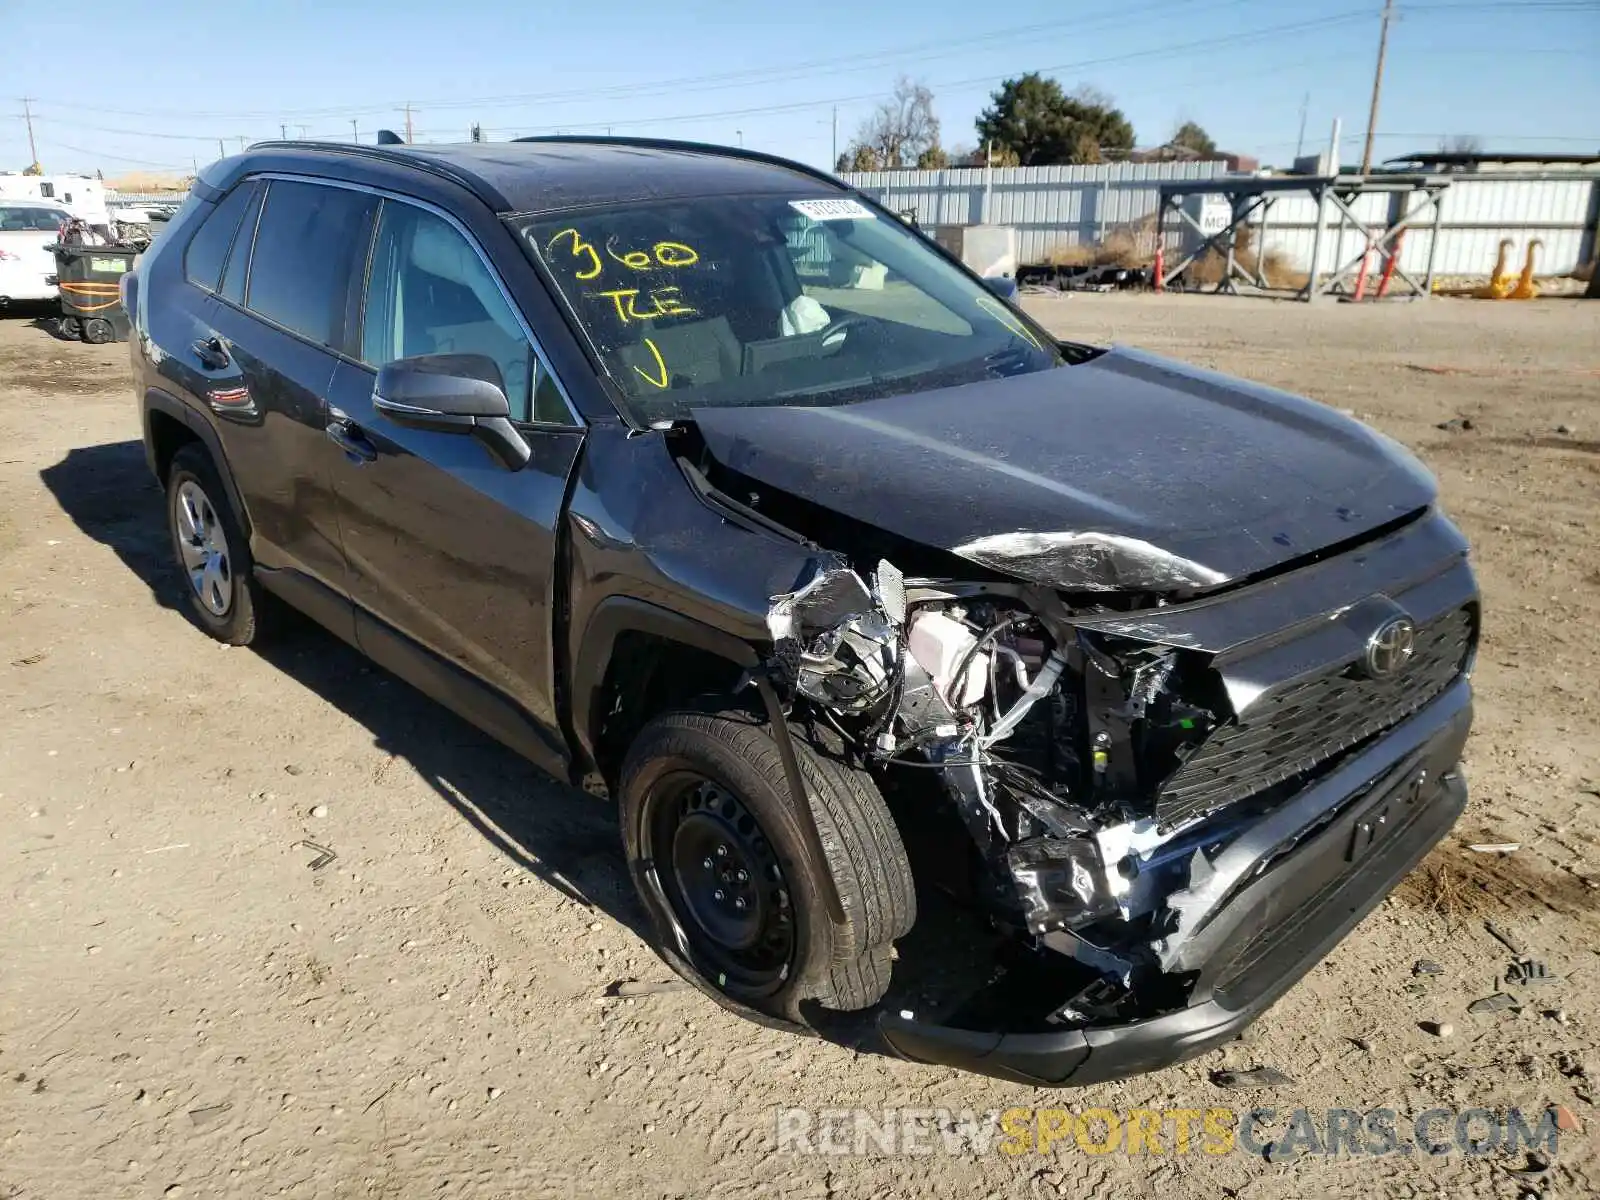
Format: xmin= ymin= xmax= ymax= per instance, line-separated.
xmin=323 ymin=195 xmax=584 ymax=769
xmin=198 ymin=177 xmax=377 ymax=625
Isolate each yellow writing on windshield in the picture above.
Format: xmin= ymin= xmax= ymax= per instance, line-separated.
xmin=547 ymin=229 xmax=703 ymax=282
xmin=653 ymin=242 xmax=699 ymax=268
xmin=606 ymin=238 xmax=654 ymax=271
xmin=595 ymin=287 xmax=698 ymax=324
xmin=633 ymin=337 xmax=670 ymax=389
xmin=547 ymin=228 xmax=602 ymax=281
xmin=975 ymin=295 xmax=1044 ymax=351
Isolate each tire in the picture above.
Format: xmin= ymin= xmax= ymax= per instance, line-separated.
xmin=165 ymin=443 xmax=268 ymax=646
xmin=620 ymin=709 xmax=915 ymax=1025
xmin=56 ymin=316 xmax=81 ymax=340
xmin=82 ymin=317 xmax=114 ymax=344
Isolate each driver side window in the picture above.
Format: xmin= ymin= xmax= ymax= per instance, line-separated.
xmin=361 ymin=202 xmax=569 ymax=424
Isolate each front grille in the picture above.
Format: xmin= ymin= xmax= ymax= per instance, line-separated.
xmin=1156 ymin=606 xmax=1475 ymax=827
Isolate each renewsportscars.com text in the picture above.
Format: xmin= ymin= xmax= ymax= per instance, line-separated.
xmin=774 ymin=1105 xmax=1564 ymax=1159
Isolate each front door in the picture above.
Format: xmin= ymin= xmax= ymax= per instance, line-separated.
xmin=325 ymin=197 xmax=584 ymax=764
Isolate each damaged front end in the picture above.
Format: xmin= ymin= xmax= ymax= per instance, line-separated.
xmin=765 ymin=556 xmax=1236 ymax=1017
xmin=762 ymin=535 xmax=1476 ymax=1083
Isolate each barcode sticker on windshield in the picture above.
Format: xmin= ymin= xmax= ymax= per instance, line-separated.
xmin=790 ymin=198 xmax=874 ymax=222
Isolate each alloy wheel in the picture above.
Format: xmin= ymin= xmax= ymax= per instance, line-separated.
xmin=173 ymin=479 xmax=233 ymax=617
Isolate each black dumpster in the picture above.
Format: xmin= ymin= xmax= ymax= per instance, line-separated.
xmin=52 ymin=244 xmax=137 ymax=343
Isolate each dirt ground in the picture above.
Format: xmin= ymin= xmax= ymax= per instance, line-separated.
xmin=2 ymin=292 xmax=1598 ymax=1199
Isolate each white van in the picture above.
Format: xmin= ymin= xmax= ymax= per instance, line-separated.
xmin=0 ymin=199 xmax=71 ymax=304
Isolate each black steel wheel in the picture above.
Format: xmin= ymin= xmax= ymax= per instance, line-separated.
xmin=649 ymin=773 xmax=796 ymax=995
xmin=620 ymin=709 xmax=915 ymax=1025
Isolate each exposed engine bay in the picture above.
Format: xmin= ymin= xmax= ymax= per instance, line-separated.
xmin=764 ymin=554 xmax=1254 ymax=1028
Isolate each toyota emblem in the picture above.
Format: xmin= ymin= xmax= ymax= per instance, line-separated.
xmin=1364 ymin=616 xmax=1416 ymax=678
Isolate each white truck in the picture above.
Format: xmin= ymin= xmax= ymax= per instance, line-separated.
xmin=0 ymin=173 xmax=113 ymax=227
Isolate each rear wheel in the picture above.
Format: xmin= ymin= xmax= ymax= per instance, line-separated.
xmin=82 ymin=317 xmax=114 ymax=344
xmin=165 ymin=444 xmax=269 ymax=646
xmin=620 ymin=710 xmax=915 ymax=1023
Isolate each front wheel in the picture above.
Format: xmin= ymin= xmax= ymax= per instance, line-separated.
xmin=620 ymin=710 xmax=915 ymax=1024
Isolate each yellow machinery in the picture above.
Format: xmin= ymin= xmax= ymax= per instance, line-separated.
xmin=1507 ymin=239 xmax=1543 ymax=300
xmin=1434 ymin=239 xmax=1519 ymax=299
xmin=1473 ymin=239 xmax=1517 ymax=299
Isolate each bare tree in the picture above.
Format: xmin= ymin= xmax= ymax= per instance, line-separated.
xmin=853 ymin=77 xmax=942 ymax=169
xmin=1439 ymin=134 xmax=1484 ymax=154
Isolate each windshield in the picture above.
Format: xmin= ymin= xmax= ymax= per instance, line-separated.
xmin=517 ymin=194 xmax=1063 ymax=423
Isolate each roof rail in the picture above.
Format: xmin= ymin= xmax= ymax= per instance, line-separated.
xmin=243 ymin=140 xmax=513 ymax=210
xmin=508 ymin=134 xmax=847 ymax=193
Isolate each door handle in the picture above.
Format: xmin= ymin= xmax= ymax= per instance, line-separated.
xmin=325 ymin=418 xmax=378 ymax=463
xmin=191 ymin=335 xmax=230 ymax=370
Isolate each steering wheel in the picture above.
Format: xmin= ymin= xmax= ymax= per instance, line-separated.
xmin=817 ymin=314 xmax=872 ymax=349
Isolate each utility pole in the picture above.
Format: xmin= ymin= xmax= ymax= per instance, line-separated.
xmin=831 ymin=105 xmax=838 ymax=168
xmin=217 ymin=138 xmax=225 ymax=158
xmin=350 ymin=118 xmax=358 ymax=142
xmin=297 ymin=125 xmax=308 ymax=139
xmin=21 ymin=97 xmax=39 ymax=167
xmin=235 ymin=136 xmax=247 ymax=153
xmin=736 ymin=129 xmax=744 ymax=148
xmin=402 ymin=103 xmax=414 ymax=144
xmin=281 ymin=122 xmax=288 ymax=140
xmin=1360 ymin=0 xmax=1395 ymax=175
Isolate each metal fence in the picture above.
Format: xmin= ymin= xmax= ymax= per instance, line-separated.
xmin=843 ymin=161 xmax=1235 ymax=263
xmin=1239 ymin=175 xmax=1600 ymax=278
xmin=844 ymin=164 xmax=1600 ymax=276
xmin=106 ymin=191 xmax=188 ymax=208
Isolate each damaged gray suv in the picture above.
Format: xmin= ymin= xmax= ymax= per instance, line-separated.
xmin=128 ymin=136 xmax=1476 ymax=1085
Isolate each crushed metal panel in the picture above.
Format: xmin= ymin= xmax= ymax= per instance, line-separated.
xmin=953 ymin=531 xmax=1229 ymax=592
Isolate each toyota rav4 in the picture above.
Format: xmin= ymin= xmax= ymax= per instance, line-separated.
xmin=124 ymin=137 xmax=1477 ymax=1085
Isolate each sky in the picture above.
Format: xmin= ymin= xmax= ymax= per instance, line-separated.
xmin=3 ymin=0 xmax=1597 ymax=181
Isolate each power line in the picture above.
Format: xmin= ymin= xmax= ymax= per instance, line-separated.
xmin=44 ymin=140 xmax=194 ymax=169
xmin=402 ymin=10 xmax=1379 ymax=142
xmin=23 ymin=0 xmax=1224 ymax=122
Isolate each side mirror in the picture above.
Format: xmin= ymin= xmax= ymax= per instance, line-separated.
xmin=982 ymin=275 xmax=1019 ymax=302
xmin=373 ymin=353 xmax=531 ymax=470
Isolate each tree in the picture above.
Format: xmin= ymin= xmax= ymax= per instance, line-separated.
xmin=915 ymin=144 xmax=949 ymax=169
xmin=470 ymin=123 xmax=484 ymax=143
xmin=975 ymin=74 xmax=1134 ymax=165
xmin=836 ymin=143 xmax=884 ymax=173
xmin=846 ymin=77 xmax=942 ymax=170
xmin=1170 ymin=120 xmax=1217 ymax=157
xmin=1439 ymin=133 xmax=1483 ymax=154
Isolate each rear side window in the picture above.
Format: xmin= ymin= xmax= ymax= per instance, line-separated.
xmin=219 ymin=184 xmax=265 ymax=306
xmin=246 ymin=180 xmax=376 ymax=348
xmin=183 ymin=182 xmax=258 ymax=292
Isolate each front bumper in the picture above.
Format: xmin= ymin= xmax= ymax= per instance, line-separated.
xmin=878 ymin=677 xmax=1473 ymax=1086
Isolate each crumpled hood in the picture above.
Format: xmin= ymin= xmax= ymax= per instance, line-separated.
xmin=691 ymin=345 xmax=1437 ymax=592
